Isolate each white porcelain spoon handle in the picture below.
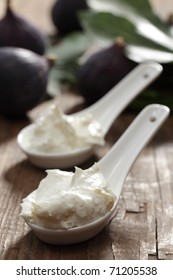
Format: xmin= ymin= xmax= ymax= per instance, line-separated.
xmin=86 ymin=62 xmax=162 ymax=135
xmin=99 ymin=104 xmax=170 ymax=198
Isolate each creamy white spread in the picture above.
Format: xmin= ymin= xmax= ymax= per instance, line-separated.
xmin=20 ymin=163 xmax=116 ymax=229
xmin=23 ymin=104 xmax=104 ymax=154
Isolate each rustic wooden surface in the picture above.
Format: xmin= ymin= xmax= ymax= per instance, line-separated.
xmin=0 ymin=92 xmax=173 ymax=260
xmin=1 ymin=0 xmax=173 ymax=261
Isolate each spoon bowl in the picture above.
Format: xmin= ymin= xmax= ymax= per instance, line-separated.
xmin=26 ymin=206 xmax=116 ymax=245
xmin=18 ymin=125 xmax=94 ymax=169
xmin=18 ymin=62 xmax=162 ymax=169
xmin=24 ymin=104 xmax=170 ymax=244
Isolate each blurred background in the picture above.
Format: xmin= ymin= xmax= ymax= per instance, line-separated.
xmin=0 ymin=0 xmax=173 ymax=35
xmin=1 ymin=0 xmax=173 ymax=114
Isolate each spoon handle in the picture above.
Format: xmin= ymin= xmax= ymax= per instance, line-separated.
xmin=87 ymin=62 xmax=162 ymax=135
xmin=99 ymin=104 xmax=170 ymax=197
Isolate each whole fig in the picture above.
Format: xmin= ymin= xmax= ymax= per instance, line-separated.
xmin=51 ymin=0 xmax=88 ymax=36
xmin=76 ymin=40 xmax=135 ymax=105
xmin=0 ymin=0 xmax=46 ymax=55
xmin=0 ymin=47 xmax=50 ymax=117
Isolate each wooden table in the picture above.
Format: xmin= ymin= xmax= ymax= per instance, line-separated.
xmin=0 ymin=91 xmax=173 ymax=260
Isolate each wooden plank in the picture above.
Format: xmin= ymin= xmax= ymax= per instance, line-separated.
xmin=0 ymin=97 xmax=173 ymax=260
xmin=153 ymin=139 xmax=173 ymax=260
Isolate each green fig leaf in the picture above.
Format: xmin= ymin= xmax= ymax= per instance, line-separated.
xmin=88 ymin=0 xmax=169 ymax=34
xmin=101 ymin=0 xmax=168 ymax=31
xmin=130 ymin=90 xmax=173 ymax=111
xmin=46 ymin=32 xmax=92 ymax=61
xmin=87 ymin=0 xmax=173 ymax=52
xmin=81 ymin=11 xmax=172 ymax=52
xmin=46 ymin=32 xmax=92 ymax=89
xmin=47 ymin=67 xmax=61 ymax=97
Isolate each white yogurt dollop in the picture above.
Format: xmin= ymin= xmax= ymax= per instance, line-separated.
xmin=20 ymin=163 xmax=116 ymax=229
xmin=23 ymin=104 xmax=105 ymax=154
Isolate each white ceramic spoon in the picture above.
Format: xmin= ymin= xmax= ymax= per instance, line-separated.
xmin=18 ymin=62 xmax=162 ymax=169
xmin=25 ymin=104 xmax=170 ymax=244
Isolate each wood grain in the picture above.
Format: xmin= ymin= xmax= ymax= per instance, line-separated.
xmin=0 ymin=92 xmax=173 ymax=260
xmin=1 ymin=0 xmax=173 ymax=260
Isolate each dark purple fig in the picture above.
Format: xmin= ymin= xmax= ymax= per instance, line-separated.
xmin=0 ymin=47 xmax=50 ymax=117
xmin=51 ymin=0 xmax=88 ymax=36
xmin=76 ymin=40 xmax=136 ymax=105
xmin=0 ymin=0 xmax=46 ymax=55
